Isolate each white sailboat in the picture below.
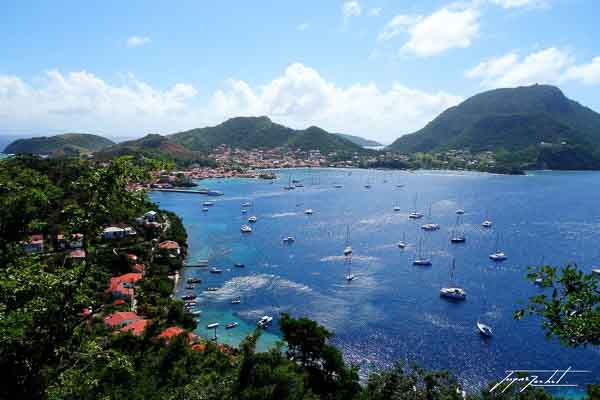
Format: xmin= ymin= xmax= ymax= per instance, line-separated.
xmin=240 ymin=224 xmax=252 ymax=233
xmin=408 ymin=194 xmax=424 ymax=219
xmin=489 ymin=234 xmax=507 ymax=262
xmin=421 ymin=203 xmax=440 ymax=231
xmin=413 ymin=237 xmax=432 ymax=266
xmin=343 ymin=226 xmax=353 ymax=256
xmin=345 ymin=259 xmax=356 ymax=282
xmin=397 ymin=232 xmax=407 ymax=249
xmin=482 ymin=209 xmax=493 ymax=228
xmin=248 ymin=215 xmax=257 ymax=223
xmin=440 ymin=258 xmax=466 ymax=300
xmin=477 ymin=321 xmax=493 ymax=337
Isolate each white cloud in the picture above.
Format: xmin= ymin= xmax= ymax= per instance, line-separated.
xmin=378 ymin=4 xmax=479 ymax=56
xmin=342 ymin=1 xmax=362 ymax=18
xmin=126 ymin=36 xmax=151 ymax=48
xmin=466 ymin=47 xmax=573 ymax=87
xmin=488 ymin=0 xmax=549 ymax=9
xmin=377 ymin=15 xmax=420 ymax=41
xmin=0 ymin=64 xmax=461 ymax=143
xmin=297 ymin=23 xmax=309 ymax=31
xmin=564 ymin=57 xmax=600 ymax=85
xmin=368 ymin=7 xmax=382 ymax=16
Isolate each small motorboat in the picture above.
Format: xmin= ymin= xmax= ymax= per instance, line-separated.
xmin=456 ymin=209 xmax=465 ymax=215
xmin=592 ymin=268 xmax=600 ymax=277
xmin=226 ymin=322 xmax=239 ymax=329
xmin=203 ymin=201 xmax=215 ymax=207
xmin=343 ymin=246 xmax=352 ymax=256
xmin=242 ymin=202 xmax=251 ymax=207
xmin=241 ymin=225 xmax=253 ymax=233
xmin=185 ymin=285 xmax=195 ymax=290
xmin=396 ymin=184 xmax=405 ymax=188
xmin=207 ymin=190 xmax=224 ymax=196
xmin=231 ymin=298 xmax=241 ymax=304
xmin=187 ymin=278 xmax=202 ymax=284
xmin=234 ymin=263 xmax=245 ymax=268
xmin=489 ymin=251 xmax=507 ymax=262
xmin=304 ymin=208 xmax=313 ymax=215
xmin=364 ymin=184 xmax=372 ymax=189
xmin=450 ymin=235 xmax=466 ymax=244
xmin=440 ymin=287 xmax=466 ymax=300
xmin=477 ymin=321 xmax=493 ymax=337
xmin=398 ymin=241 xmax=407 ymax=249
xmin=241 ymin=209 xmax=248 ymax=214
xmin=209 ymin=267 xmax=223 ymax=274
xmin=202 ymin=207 xmax=209 ymax=212
xmin=181 ymin=294 xmax=197 ymax=301
xmin=408 ymin=212 xmax=424 ymax=219
xmin=393 ymin=206 xmax=401 ymax=212
xmin=333 ymin=184 xmax=343 ymax=188
xmin=248 ymin=216 xmax=257 ymax=223
xmin=206 ymin=322 xmax=219 ymax=329
xmin=482 ymin=220 xmax=493 ymax=228
xmin=205 ymin=287 xmax=219 ymax=292
xmin=413 ymin=258 xmax=432 ymax=267
xmin=283 ymin=236 xmax=295 ymax=244
xmin=421 ymin=223 xmax=440 ymax=231
xmin=184 ymin=300 xmax=197 ymax=306
xmin=257 ymin=315 xmax=273 ymax=328
xmin=191 ymin=310 xmax=202 ymax=315
xmin=295 ymin=183 xmax=304 ymax=188
xmin=345 ymin=273 xmax=356 ymax=282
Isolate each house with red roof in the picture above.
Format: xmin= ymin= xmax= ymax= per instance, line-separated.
xmin=156 ymin=326 xmax=196 ymax=344
xmin=22 ymin=234 xmax=44 ymax=254
xmin=104 ymin=311 xmax=141 ymax=328
xmin=159 ymin=240 xmax=181 ymax=256
xmin=132 ymin=263 xmax=145 ymax=273
xmin=107 ymin=273 xmax=142 ymax=299
xmin=119 ymin=319 xmax=151 ymax=336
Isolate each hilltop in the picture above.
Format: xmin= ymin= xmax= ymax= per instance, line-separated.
xmin=4 ymin=133 xmax=114 ymax=155
xmin=170 ymin=116 xmax=365 ymax=154
xmin=333 ymin=133 xmax=382 ymax=147
xmin=94 ymin=134 xmax=214 ymax=167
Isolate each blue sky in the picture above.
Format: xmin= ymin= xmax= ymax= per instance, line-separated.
xmin=1 ymin=0 xmax=599 ymax=143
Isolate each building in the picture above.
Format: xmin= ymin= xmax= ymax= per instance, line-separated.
xmin=107 ymin=273 xmax=142 ymax=299
xmin=102 ymin=226 xmax=137 ymax=240
xmin=23 ymin=234 xmax=44 ymax=254
xmin=159 ymin=240 xmax=181 ymax=256
xmin=104 ymin=311 xmax=141 ymax=329
xmin=119 ymin=319 xmax=151 ymax=336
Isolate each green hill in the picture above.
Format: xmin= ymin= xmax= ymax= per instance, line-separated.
xmin=94 ymin=134 xmax=214 ymax=167
xmin=170 ymin=116 xmax=364 ymax=154
xmin=4 ymin=133 xmax=114 ymax=155
xmin=388 ymin=85 xmax=600 ymax=153
xmin=333 ymin=133 xmax=382 ymax=147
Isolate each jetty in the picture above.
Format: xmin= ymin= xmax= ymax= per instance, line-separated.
xmin=150 ymin=188 xmax=210 ymax=195
xmin=184 ymin=259 xmax=209 ymax=268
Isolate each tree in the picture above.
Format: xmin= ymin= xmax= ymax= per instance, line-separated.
xmin=514 ymin=264 xmax=600 ymax=347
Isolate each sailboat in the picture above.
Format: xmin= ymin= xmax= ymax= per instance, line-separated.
xmin=343 ymin=226 xmax=353 ymax=256
xmin=284 ymin=176 xmax=295 ymax=190
xmin=421 ymin=203 xmax=440 ymax=231
xmin=397 ymin=232 xmax=407 ymax=249
xmin=482 ymin=210 xmax=493 ymax=228
xmin=345 ymin=258 xmax=356 ymax=281
xmin=477 ymin=321 xmax=493 ymax=337
xmin=489 ymin=234 xmax=507 ymax=261
xmin=408 ymin=194 xmax=424 ymax=219
xmin=364 ymin=174 xmax=372 ymax=189
xmin=413 ymin=237 xmax=432 ymax=266
xmin=440 ymin=258 xmax=466 ymax=300
xmin=450 ymin=215 xmax=466 ymax=243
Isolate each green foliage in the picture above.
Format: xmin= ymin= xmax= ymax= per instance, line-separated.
xmin=333 ymin=133 xmax=382 ymax=147
xmin=515 ymin=264 xmax=600 ymax=347
xmin=388 ymin=84 xmax=600 ymax=170
xmin=4 ymin=133 xmax=114 ymax=155
xmin=171 ymin=116 xmax=365 ymax=154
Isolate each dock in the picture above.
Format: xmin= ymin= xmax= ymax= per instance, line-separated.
xmin=184 ymin=259 xmax=209 ymax=268
xmin=150 ymin=188 xmax=209 ymax=195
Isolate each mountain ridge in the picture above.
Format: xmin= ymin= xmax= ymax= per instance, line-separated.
xmin=4 ymin=133 xmax=114 ymax=155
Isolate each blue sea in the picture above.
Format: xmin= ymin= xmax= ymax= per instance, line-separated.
xmin=151 ymin=168 xmax=599 ymax=396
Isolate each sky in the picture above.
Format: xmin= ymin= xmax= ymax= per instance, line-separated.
xmin=1 ymin=0 xmax=599 ymax=144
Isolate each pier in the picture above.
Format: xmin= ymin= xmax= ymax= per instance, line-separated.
xmin=184 ymin=259 xmax=209 ymax=268
xmin=150 ymin=188 xmax=209 ymax=195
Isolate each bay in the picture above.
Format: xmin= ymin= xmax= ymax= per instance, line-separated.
xmin=151 ymin=168 xmax=600 ymax=395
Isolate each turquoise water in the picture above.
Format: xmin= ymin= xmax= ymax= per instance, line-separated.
xmin=152 ymin=168 xmax=599 ymax=395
